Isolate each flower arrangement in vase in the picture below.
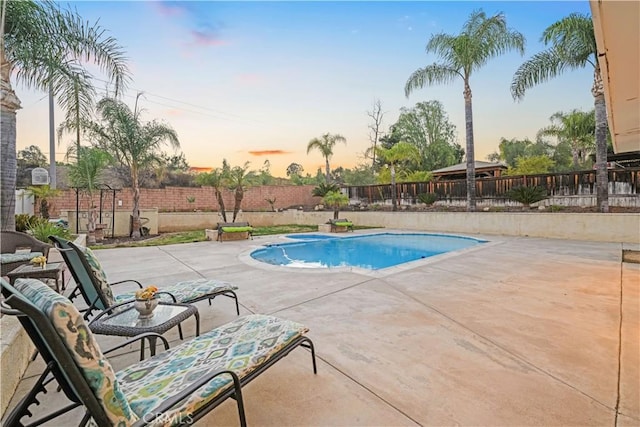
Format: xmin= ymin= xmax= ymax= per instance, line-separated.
xmin=134 ymin=285 xmax=159 ymax=319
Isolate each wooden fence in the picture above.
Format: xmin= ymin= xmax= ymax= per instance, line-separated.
xmin=344 ymin=168 xmax=640 ymax=204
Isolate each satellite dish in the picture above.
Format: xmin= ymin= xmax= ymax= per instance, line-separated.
xmin=31 ymin=168 xmax=50 ymax=185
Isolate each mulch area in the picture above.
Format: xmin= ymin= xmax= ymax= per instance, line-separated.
xmin=95 ymin=234 xmax=161 ymax=247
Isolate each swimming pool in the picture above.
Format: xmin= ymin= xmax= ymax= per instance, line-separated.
xmin=250 ymin=233 xmax=486 ymax=270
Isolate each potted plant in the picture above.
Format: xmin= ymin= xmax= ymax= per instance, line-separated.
xmin=133 ymin=285 xmax=159 ymax=318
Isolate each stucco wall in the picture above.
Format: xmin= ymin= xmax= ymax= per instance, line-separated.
xmin=239 ymin=211 xmax=639 ymax=244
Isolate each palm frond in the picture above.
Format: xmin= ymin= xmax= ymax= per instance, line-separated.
xmin=426 ymin=33 xmax=459 ymax=65
xmin=404 ymin=64 xmax=461 ymax=97
xmin=4 ymin=0 xmax=129 ymax=95
xmin=511 ymin=49 xmax=567 ymax=100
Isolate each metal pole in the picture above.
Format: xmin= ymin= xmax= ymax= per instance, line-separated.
xmin=48 ymin=86 xmax=56 ymax=188
xmin=111 ymin=190 xmax=116 ymax=238
xmin=99 ymin=189 xmax=103 ymax=223
xmin=75 ymin=188 xmax=79 ymax=234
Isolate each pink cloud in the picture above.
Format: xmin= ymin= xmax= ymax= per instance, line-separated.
xmin=165 ymin=109 xmax=183 ymax=117
xmin=248 ymin=150 xmax=292 ymax=156
xmin=191 ymin=30 xmax=227 ymax=47
xmin=151 ymin=1 xmax=185 ymax=17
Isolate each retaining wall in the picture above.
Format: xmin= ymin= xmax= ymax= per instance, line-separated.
xmin=239 ymin=211 xmax=639 ymax=244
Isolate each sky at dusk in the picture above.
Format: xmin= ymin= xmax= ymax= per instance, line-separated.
xmin=14 ymin=1 xmax=594 ymax=178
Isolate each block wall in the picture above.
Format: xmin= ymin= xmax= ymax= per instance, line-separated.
xmin=45 ymin=185 xmax=321 ymax=217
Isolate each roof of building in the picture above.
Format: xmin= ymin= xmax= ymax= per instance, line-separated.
xmin=590 ymin=0 xmax=640 ymax=154
xmin=431 ymin=161 xmax=507 ymax=174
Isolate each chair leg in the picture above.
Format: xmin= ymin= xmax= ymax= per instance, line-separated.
xmin=300 ymin=339 xmax=318 ymax=374
xmin=4 ymin=362 xmax=81 ymax=427
xmin=222 ymin=291 xmax=240 ymax=315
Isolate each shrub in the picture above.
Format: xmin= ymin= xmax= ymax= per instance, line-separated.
xmin=417 ymin=193 xmax=437 ymax=205
xmin=15 ymin=214 xmax=43 ymax=232
xmin=28 ymin=221 xmax=71 ymax=243
xmin=312 ymin=183 xmax=340 ymax=197
xmin=549 ymin=204 xmax=565 ymax=212
xmin=506 ymin=186 xmax=547 ymax=206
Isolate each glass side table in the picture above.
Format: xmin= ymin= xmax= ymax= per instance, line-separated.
xmin=89 ymin=302 xmax=200 ymax=360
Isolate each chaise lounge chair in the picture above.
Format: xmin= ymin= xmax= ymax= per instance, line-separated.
xmin=49 ymin=236 xmax=240 ymax=318
xmin=1 ymin=278 xmax=317 ymax=427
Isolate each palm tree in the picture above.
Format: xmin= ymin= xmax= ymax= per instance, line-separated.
xmin=1 ymin=0 xmax=129 ymax=231
xmin=306 ymin=133 xmax=346 ymax=182
xmin=87 ymin=95 xmax=179 ymax=237
xmin=66 ymin=146 xmax=112 ymax=244
xmin=376 ymin=142 xmax=419 ymax=211
xmin=195 ymin=169 xmax=228 ymax=222
xmin=226 ymin=162 xmax=256 ymax=222
xmin=323 ymin=190 xmax=349 ymax=220
xmin=537 ymin=110 xmax=595 ymax=169
xmin=26 ymin=184 xmax=60 ymax=220
xmin=56 ymin=71 xmax=97 ymax=155
xmin=405 ymin=9 xmax=525 ymax=212
xmin=511 ymin=13 xmax=608 ymax=212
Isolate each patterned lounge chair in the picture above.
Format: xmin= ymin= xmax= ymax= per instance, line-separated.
xmin=49 ymin=236 xmax=240 ymax=318
xmin=1 ymin=278 xmax=316 ymax=427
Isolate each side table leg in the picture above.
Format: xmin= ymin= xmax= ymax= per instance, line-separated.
xmin=148 ymin=336 xmax=158 ymax=357
xmin=140 ymin=338 xmax=146 ymax=361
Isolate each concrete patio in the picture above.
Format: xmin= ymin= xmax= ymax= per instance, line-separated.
xmin=3 ymin=229 xmax=639 ymax=426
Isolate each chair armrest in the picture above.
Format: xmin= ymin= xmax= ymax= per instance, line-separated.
xmin=110 ymin=279 xmax=143 ymax=289
xmin=87 ymin=299 xmax=136 ymax=324
xmin=156 ymin=291 xmax=178 ymax=303
xmin=102 ymin=333 xmax=170 ymax=355
xmin=132 ymin=369 xmax=244 ymax=427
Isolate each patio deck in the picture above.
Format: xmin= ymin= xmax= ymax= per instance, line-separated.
xmin=3 ymin=230 xmax=639 ymax=426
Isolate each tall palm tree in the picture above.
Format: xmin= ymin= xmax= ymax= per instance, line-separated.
xmin=511 ymin=13 xmax=608 ymax=212
xmin=66 ymin=146 xmax=112 ymax=243
xmin=376 ymin=142 xmax=419 ymax=211
xmin=537 ymin=109 xmax=595 ymax=169
xmin=56 ymin=71 xmax=97 ymax=155
xmin=405 ymin=9 xmax=525 ymax=212
xmin=195 ymin=168 xmax=228 ymax=222
xmin=306 ymin=133 xmax=346 ymax=182
xmin=87 ymin=95 xmax=179 ymax=237
xmin=226 ymin=162 xmax=256 ymax=222
xmin=1 ymin=0 xmax=129 ymax=231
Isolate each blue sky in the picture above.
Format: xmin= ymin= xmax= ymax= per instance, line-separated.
xmin=16 ymin=1 xmax=594 ymax=178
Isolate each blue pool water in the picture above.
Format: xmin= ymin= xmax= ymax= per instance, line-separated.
xmin=251 ymin=233 xmax=486 ymax=270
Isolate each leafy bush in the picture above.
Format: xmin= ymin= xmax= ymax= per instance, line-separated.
xmin=312 ymin=183 xmax=340 ymax=197
xmin=15 ymin=214 xmax=43 ymax=232
xmin=417 ymin=193 xmax=437 ymax=205
xmin=506 ymin=186 xmax=547 ymax=206
xmin=549 ymin=204 xmax=566 ymax=212
xmin=28 ymin=221 xmax=71 ymax=243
